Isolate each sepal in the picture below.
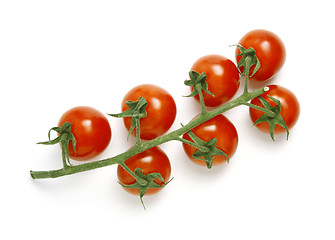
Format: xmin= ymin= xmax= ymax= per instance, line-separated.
xmin=187 ymin=130 xmax=229 ymax=169
xmin=253 ymin=95 xmax=289 ymax=141
xmin=119 ymin=167 xmax=172 ymax=210
xmin=37 ymin=122 xmax=76 ymax=166
xmin=235 ymin=45 xmax=261 ymax=78
xmin=184 ymin=70 xmax=214 ymax=97
xmin=109 ymin=97 xmax=148 ymax=140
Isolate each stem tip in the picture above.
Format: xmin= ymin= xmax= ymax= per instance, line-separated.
xmin=30 ymin=170 xmax=36 ymax=179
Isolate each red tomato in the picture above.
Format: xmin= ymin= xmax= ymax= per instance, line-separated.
xmin=58 ymin=106 xmax=112 ymax=161
xmin=236 ymin=29 xmax=286 ymax=81
xmin=191 ymin=54 xmax=240 ymax=107
xmin=182 ymin=114 xmax=238 ymax=166
xmin=122 ymin=84 xmax=177 ymax=140
xmin=249 ymin=85 xmax=300 ymax=135
xmin=117 ymin=147 xmax=171 ymax=195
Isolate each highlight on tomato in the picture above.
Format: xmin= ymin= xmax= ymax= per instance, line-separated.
xmin=249 ymin=85 xmax=300 ymax=136
xmin=121 ymin=84 xmax=177 ymax=140
xmin=182 ymin=114 xmax=238 ymax=167
xmin=190 ymin=54 xmax=240 ymax=107
xmin=58 ymin=106 xmax=112 ymax=161
xmin=236 ymin=29 xmax=286 ymax=82
xmin=117 ymin=146 xmax=172 ymax=195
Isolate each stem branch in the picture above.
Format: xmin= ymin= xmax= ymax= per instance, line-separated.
xmin=176 ymin=137 xmax=208 ymax=152
xmin=135 ymin=119 xmax=142 ymax=146
xmin=243 ymin=102 xmax=276 ymax=118
xmin=195 ymin=84 xmax=207 ymax=115
xmin=119 ymin=162 xmax=147 ymax=186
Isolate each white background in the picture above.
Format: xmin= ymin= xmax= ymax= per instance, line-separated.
xmin=1 ymin=0 xmax=334 ymax=239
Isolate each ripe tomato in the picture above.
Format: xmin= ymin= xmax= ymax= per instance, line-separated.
xmin=182 ymin=114 xmax=238 ymax=166
xmin=58 ymin=106 xmax=112 ymax=161
xmin=191 ymin=54 xmax=240 ymax=107
xmin=121 ymin=84 xmax=177 ymax=140
xmin=117 ymin=147 xmax=172 ymax=195
xmin=249 ymin=85 xmax=300 ymax=135
xmin=236 ymin=29 xmax=286 ymax=81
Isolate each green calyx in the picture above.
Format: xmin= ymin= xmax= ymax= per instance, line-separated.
xmin=235 ymin=45 xmax=261 ymax=78
xmin=184 ymin=71 xmax=214 ymax=98
xmin=118 ymin=167 xmax=173 ymax=210
xmin=37 ymin=122 xmax=76 ymax=167
xmin=253 ymin=95 xmax=289 ymax=141
xmin=109 ymin=97 xmax=148 ymax=141
xmin=185 ymin=130 xmax=229 ymax=169
xmin=184 ymin=70 xmax=214 ymax=114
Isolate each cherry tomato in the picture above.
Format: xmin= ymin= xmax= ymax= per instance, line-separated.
xmin=249 ymin=85 xmax=300 ymax=135
xmin=236 ymin=29 xmax=286 ymax=81
xmin=58 ymin=106 xmax=112 ymax=161
xmin=182 ymin=114 xmax=238 ymax=166
xmin=191 ymin=54 xmax=240 ymax=107
xmin=122 ymin=84 xmax=177 ymax=140
xmin=117 ymin=147 xmax=172 ymax=195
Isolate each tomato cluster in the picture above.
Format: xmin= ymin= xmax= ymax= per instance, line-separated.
xmin=40 ymin=29 xmax=299 ymax=204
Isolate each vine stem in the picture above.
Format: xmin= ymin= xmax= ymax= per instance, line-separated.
xmin=119 ymin=162 xmax=147 ymax=186
xmin=195 ymin=84 xmax=207 ymax=115
xmin=243 ymin=102 xmax=276 ymax=118
xmin=176 ymin=136 xmax=208 ymax=152
xmin=135 ymin=118 xmax=142 ymax=146
xmin=243 ymin=62 xmax=251 ymax=94
xmin=30 ymin=86 xmax=269 ymax=180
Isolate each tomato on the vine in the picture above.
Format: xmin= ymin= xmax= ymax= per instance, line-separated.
xmin=249 ymin=85 xmax=300 ymax=135
xmin=117 ymin=147 xmax=172 ymax=195
xmin=121 ymin=84 xmax=177 ymax=140
xmin=58 ymin=106 xmax=112 ymax=161
xmin=191 ymin=54 xmax=240 ymax=107
xmin=236 ymin=29 xmax=286 ymax=82
xmin=182 ymin=114 xmax=238 ymax=166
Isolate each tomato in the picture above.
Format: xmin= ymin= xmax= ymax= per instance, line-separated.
xmin=58 ymin=106 xmax=112 ymax=161
xmin=121 ymin=84 xmax=177 ymax=140
xmin=190 ymin=54 xmax=240 ymax=107
xmin=236 ymin=29 xmax=286 ymax=81
xmin=117 ymin=147 xmax=171 ymax=195
xmin=249 ymin=85 xmax=300 ymax=135
xmin=182 ymin=114 xmax=238 ymax=166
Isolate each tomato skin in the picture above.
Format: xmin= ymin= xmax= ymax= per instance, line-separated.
xmin=58 ymin=106 xmax=112 ymax=161
xmin=249 ymin=85 xmax=300 ymax=135
xmin=117 ymin=147 xmax=171 ymax=195
xmin=236 ymin=29 xmax=286 ymax=81
xmin=122 ymin=84 xmax=177 ymax=140
xmin=191 ymin=54 xmax=240 ymax=107
xmin=182 ymin=114 xmax=238 ymax=166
